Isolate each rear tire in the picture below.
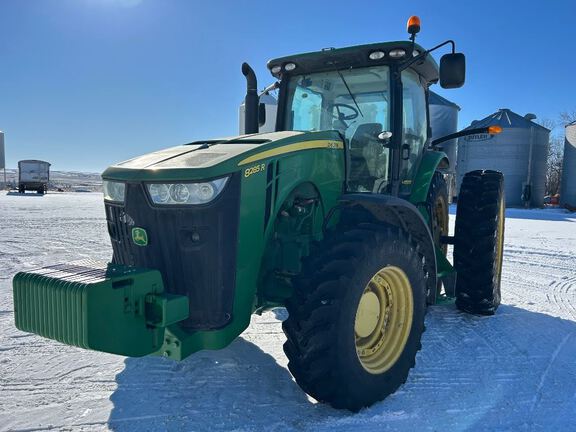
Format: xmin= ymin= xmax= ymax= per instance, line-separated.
xmin=427 ymin=171 xmax=449 ymax=255
xmin=454 ymin=170 xmax=505 ymax=315
xmin=283 ymin=224 xmax=427 ymax=411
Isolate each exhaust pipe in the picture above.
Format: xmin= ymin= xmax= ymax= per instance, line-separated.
xmin=242 ymin=62 xmax=259 ymax=134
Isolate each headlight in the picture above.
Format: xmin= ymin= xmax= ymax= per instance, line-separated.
xmin=147 ymin=178 xmax=229 ymax=205
xmin=369 ymin=50 xmax=385 ymax=60
xmin=103 ymin=180 xmax=126 ymax=203
xmin=389 ymin=48 xmax=406 ymax=58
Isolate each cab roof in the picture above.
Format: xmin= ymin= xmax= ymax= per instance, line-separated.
xmin=268 ymin=41 xmax=439 ymax=85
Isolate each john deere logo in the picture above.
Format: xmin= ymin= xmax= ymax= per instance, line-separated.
xmin=132 ymin=227 xmax=148 ymax=246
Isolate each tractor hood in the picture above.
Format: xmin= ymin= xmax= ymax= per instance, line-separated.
xmin=101 ymin=130 xmax=329 ymax=182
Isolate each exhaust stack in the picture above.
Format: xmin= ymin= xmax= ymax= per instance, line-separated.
xmin=242 ymin=62 xmax=259 ymax=134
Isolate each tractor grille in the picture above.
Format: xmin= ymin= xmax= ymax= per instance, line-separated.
xmin=105 ymin=173 xmax=241 ymax=330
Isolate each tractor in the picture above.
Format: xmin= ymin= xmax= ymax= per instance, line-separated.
xmin=13 ymin=17 xmax=506 ymax=411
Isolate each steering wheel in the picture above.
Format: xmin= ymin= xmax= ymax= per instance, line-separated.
xmin=333 ymin=103 xmax=359 ymax=121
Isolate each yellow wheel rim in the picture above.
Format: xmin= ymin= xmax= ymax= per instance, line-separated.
xmin=494 ymin=195 xmax=505 ymax=283
xmin=354 ymin=266 xmax=414 ymax=374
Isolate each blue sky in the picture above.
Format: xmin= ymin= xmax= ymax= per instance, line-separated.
xmin=1 ymin=0 xmax=574 ymax=171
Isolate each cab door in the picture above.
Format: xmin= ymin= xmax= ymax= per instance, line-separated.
xmin=399 ymin=69 xmax=428 ymax=195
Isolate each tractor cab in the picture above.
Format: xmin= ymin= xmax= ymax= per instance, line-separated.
xmin=264 ymin=37 xmax=463 ymax=196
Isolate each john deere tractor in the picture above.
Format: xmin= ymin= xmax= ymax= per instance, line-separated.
xmin=13 ymin=17 xmax=505 ymax=410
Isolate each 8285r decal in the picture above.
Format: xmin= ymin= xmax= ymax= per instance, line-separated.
xmin=244 ymin=163 xmax=266 ymax=178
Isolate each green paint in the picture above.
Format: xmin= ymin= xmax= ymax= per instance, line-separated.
xmin=13 ymin=262 xmax=189 ymax=357
xmin=151 ymin=130 xmax=345 ymax=360
xmin=409 ymin=150 xmax=450 ymax=221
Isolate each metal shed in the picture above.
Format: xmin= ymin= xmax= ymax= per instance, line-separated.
xmin=560 ymin=120 xmax=576 ymax=207
xmin=0 ymin=131 xmax=5 ymax=188
xmin=456 ymin=109 xmax=550 ymax=207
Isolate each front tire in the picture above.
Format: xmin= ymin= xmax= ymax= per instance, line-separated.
xmin=283 ymin=224 xmax=427 ymax=411
xmin=454 ymin=170 xmax=505 ymax=315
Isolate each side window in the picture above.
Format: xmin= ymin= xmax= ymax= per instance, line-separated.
xmin=401 ymin=70 xmax=427 ymax=192
xmin=290 ymin=86 xmax=322 ymax=131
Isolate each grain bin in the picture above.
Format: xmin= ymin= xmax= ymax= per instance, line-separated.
xmin=456 ymin=109 xmax=550 ymax=207
xmin=560 ymin=121 xmax=576 ymax=207
xmin=0 ymin=131 xmax=5 ymax=188
xmin=239 ymin=94 xmax=278 ymax=134
xmin=430 ymin=91 xmax=460 ymax=169
xmin=429 ymin=92 xmax=460 ymax=200
xmin=0 ymin=131 xmax=5 ymax=170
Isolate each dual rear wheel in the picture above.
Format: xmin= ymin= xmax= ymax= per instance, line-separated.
xmin=427 ymin=169 xmax=505 ymax=315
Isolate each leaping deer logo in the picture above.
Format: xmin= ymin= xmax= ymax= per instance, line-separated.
xmin=131 ymin=227 xmax=148 ymax=246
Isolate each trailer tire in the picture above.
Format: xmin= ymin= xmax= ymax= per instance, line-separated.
xmin=283 ymin=224 xmax=427 ymax=411
xmin=454 ymin=170 xmax=505 ymax=315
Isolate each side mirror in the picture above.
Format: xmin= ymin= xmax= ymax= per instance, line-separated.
xmin=440 ymin=53 xmax=466 ymax=89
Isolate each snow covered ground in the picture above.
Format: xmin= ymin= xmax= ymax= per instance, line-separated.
xmin=0 ymin=192 xmax=575 ymax=431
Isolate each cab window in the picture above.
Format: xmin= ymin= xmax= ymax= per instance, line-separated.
xmin=284 ymin=66 xmax=391 ymax=193
xmin=400 ymin=69 xmax=428 ymax=193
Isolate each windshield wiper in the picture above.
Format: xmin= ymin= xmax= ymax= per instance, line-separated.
xmin=337 ymin=70 xmax=364 ymax=118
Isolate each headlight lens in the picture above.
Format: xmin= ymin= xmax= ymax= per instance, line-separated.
xmin=147 ymin=178 xmax=228 ymax=205
xmin=389 ymin=48 xmax=406 ymax=58
xmin=148 ymin=183 xmax=170 ymax=203
xmin=103 ymin=180 xmax=126 ymax=203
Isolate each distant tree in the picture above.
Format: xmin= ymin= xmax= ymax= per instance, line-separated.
xmin=545 ymin=136 xmax=564 ymax=196
xmin=559 ymin=110 xmax=576 ymax=126
xmin=541 ymin=111 xmax=576 ymax=196
xmin=536 ymin=118 xmax=561 ymax=196
xmin=538 ymin=118 xmax=556 ymax=131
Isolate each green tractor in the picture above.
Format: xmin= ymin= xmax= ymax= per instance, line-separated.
xmin=13 ymin=17 xmax=506 ymax=410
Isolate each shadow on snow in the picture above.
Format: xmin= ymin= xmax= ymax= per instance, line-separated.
xmin=107 ymin=305 xmax=576 ymax=432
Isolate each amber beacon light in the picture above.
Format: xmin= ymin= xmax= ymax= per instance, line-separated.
xmin=488 ymin=125 xmax=503 ymax=135
xmin=407 ymin=16 xmax=421 ymax=37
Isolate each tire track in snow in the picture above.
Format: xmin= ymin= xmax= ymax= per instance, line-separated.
xmin=529 ymin=332 xmax=573 ymax=414
xmin=546 ymin=275 xmax=576 ymax=320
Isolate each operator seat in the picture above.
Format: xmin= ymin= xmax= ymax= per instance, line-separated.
xmin=349 ymin=123 xmax=386 ymax=191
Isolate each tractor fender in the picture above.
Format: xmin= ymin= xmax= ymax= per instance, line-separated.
xmin=338 ymin=194 xmax=438 ymax=304
xmin=409 ymin=151 xmax=450 ymax=207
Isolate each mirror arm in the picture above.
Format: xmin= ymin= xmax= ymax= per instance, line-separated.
xmin=259 ymin=81 xmax=280 ymax=97
xmin=399 ymin=39 xmax=456 ymax=73
xmin=431 ymin=126 xmax=497 ymax=148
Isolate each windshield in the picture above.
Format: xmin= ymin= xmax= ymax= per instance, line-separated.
xmin=284 ymin=65 xmax=391 ymax=192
